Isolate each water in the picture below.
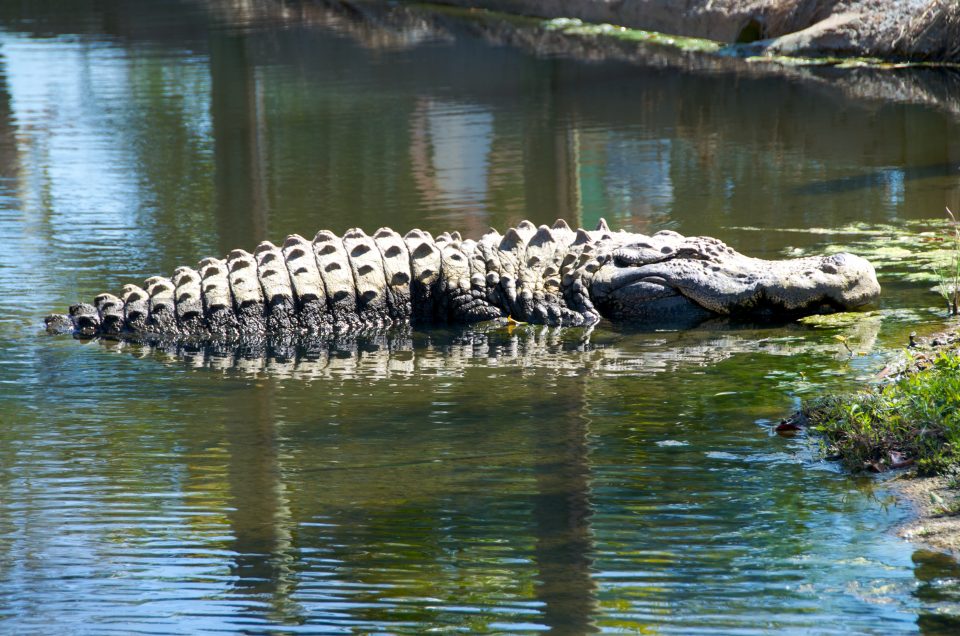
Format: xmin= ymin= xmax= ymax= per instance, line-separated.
xmin=2 ymin=0 xmax=960 ymax=633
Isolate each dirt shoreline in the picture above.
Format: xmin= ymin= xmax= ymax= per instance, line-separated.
xmin=889 ymin=472 xmax=960 ymax=556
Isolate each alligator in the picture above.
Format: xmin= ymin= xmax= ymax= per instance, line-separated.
xmin=44 ymin=219 xmax=881 ymax=341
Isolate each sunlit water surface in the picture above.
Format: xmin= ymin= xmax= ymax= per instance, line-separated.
xmin=2 ymin=1 xmax=960 ymax=633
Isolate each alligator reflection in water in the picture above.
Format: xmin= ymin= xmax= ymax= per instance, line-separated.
xmin=84 ymin=316 xmax=883 ymax=379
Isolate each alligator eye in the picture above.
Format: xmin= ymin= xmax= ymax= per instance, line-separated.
xmin=613 ymin=249 xmax=641 ymax=267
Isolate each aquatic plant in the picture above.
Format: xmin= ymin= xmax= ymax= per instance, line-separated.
xmin=734 ymin=218 xmax=960 ymax=287
xmin=805 ymin=351 xmax=960 ymax=474
xmin=932 ymin=207 xmax=960 ymax=315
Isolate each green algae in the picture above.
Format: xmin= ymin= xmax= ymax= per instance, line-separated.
xmin=798 ymin=308 xmax=924 ymax=329
xmin=799 ymin=311 xmax=882 ymax=328
xmin=734 ymin=219 xmax=960 ymax=286
xmin=543 ymin=17 xmax=723 ymax=54
xmin=740 ymin=54 xmax=936 ymax=69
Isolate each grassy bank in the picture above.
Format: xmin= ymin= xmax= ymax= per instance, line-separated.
xmin=805 ymin=351 xmax=960 ymax=475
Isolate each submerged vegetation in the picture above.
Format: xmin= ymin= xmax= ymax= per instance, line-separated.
xmin=805 ymin=352 xmax=960 ymax=475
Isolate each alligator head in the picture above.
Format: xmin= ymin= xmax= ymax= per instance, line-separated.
xmin=589 ymin=230 xmax=880 ymax=325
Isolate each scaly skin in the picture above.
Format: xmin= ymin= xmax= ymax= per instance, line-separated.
xmin=45 ymin=219 xmax=881 ymax=342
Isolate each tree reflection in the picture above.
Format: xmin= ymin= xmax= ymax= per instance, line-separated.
xmin=223 ymin=382 xmax=303 ymax=625
xmin=531 ymin=376 xmax=597 ymax=633
xmin=209 ymin=27 xmax=270 ymax=253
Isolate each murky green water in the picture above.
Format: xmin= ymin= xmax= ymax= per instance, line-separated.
xmin=3 ymin=1 xmax=960 ymax=633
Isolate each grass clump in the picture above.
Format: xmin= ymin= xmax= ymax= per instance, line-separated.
xmin=805 ymin=352 xmax=960 ymax=475
xmin=933 ymin=207 xmax=960 ymax=315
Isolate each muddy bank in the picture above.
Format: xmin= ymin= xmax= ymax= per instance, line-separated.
xmin=430 ymin=0 xmax=960 ymax=61
xmin=891 ymin=473 xmax=960 ymax=556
